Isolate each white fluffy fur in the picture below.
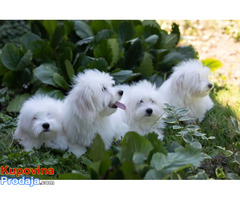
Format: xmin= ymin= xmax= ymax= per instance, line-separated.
xmin=14 ymin=95 xmax=68 ymax=151
xmin=63 ymin=69 xmax=125 ymax=158
xmin=159 ymin=59 xmax=214 ymax=123
xmin=115 ymin=80 xmax=165 ymax=140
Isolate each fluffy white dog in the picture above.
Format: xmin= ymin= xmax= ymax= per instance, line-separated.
xmin=63 ymin=69 xmax=126 ymax=158
xmin=115 ymin=80 xmax=165 ymax=140
xmin=14 ymin=95 xmax=68 ymax=151
xmin=159 ymin=59 xmax=214 ymax=123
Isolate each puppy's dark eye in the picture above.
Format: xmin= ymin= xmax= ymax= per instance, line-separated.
xmin=139 ymin=100 xmax=144 ymax=103
xmin=33 ymin=117 xmax=37 ymax=120
xmin=102 ymin=86 xmax=107 ymax=91
xmin=150 ymin=99 xmax=155 ymax=104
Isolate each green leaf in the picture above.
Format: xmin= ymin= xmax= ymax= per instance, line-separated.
xmin=150 ymin=145 xmax=205 ymax=176
xmin=1 ymin=44 xmax=32 ymax=71
xmin=93 ymin=40 xmax=112 ymax=65
xmin=35 ymin=86 xmax=65 ymax=100
xmin=20 ymin=32 xmax=41 ymax=50
xmin=51 ymin=25 xmax=65 ymax=49
xmin=42 ymin=20 xmax=58 ymax=37
xmin=132 ymin=152 xmax=147 ymax=165
xmin=179 ymin=116 xmax=195 ymax=121
xmin=111 ymin=70 xmax=138 ymax=84
xmin=215 ymin=167 xmax=225 ymax=179
xmin=118 ymin=21 xmax=134 ymax=42
xmin=145 ymin=34 xmax=159 ymax=46
xmin=124 ymin=39 xmax=144 ymax=69
xmin=75 ymin=21 xmax=93 ymax=39
xmin=34 ymin=63 xmax=60 ymax=87
xmin=87 ymin=58 xmax=108 ymax=71
xmin=227 ymin=173 xmax=240 ymax=180
xmin=90 ymin=20 xmax=111 ymax=34
xmin=120 ymin=161 xmax=141 ymax=179
xmin=162 ymin=33 xmax=178 ymax=49
xmin=7 ymin=93 xmax=30 ymax=113
xmin=30 ymin=40 xmax=54 ymax=63
xmin=53 ymin=73 xmax=69 ymax=90
xmin=144 ymin=133 xmax=167 ymax=156
xmin=119 ymin=132 xmax=153 ymax=163
xmin=108 ymin=38 xmax=123 ymax=66
xmin=95 ymin=29 xmax=115 ymax=42
xmin=65 ymin=60 xmax=75 ymax=80
xmin=90 ymin=134 xmax=109 ymax=162
xmin=136 ymin=52 xmax=153 ymax=76
xmin=202 ymin=58 xmax=223 ymax=72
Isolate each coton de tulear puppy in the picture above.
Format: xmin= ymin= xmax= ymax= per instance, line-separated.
xmin=159 ymin=59 xmax=214 ymax=123
xmin=115 ymin=80 xmax=165 ymax=140
xmin=14 ymin=95 xmax=68 ymax=151
xmin=63 ymin=69 xmax=126 ymax=158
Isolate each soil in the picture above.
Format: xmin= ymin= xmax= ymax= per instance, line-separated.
xmin=160 ymin=20 xmax=240 ymax=86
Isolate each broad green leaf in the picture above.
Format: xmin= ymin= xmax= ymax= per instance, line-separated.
xmin=7 ymin=93 xmax=30 ymax=113
xmin=20 ymin=32 xmax=41 ymax=50
xmin=120 ymin=161 xmax=141 ymax=179
xmin=162 ymin=116 xmax=177 ymax=124
xmin=171 ymin=23 xmax=180 ymax=45
xmin=53 ymin=73 xmax=69 ymax=90
xmin=119 ymin=132 xmax=153 ymax=163
xmin=179 ymin=116 xmax=195 ymax=121
xmin=95 ymin=29 xmax=115 ymax=42
xmin=90 ymin=20 xmax=111 ymax=34
xmin=145 ymin=34 xmax=159 ymax=46
xmin=65 ymin=60 xmax=75 ymax=80
xmin=87 ymin=58 xmax=108 ymax=71
xmin=1 ymin=44 xmax=32 ymax=71
xmin=118 ymin=21 xmax=134 ymax=42
xmin=51 ymin=25 xmax=65 ymax=48
xmin=162 ymin=33 xmax=178 ymax=49
xmin=150 ymin=145 xmax=205 ymax=175
xmin=111 ymin=70 xmax=138 ymax=84
xmin=144 ymin=133 xmax=167 ymax=155
xmin=34 ymin=63 xmax=60 ymax=87
xmin=202 ymin=58 xmax=223 ymax=72
xmin=123 ymin=39 xmax=144 ymax=69
xmin=42 ymin=20 xmax=58 ymax=37
xmin=93 ymin=40 xmax=113 ymax=65
xmin=136 ymin=52 xmax=153 ymax=76
xmin=108 ymin=38 xmax=122 ymax=66
xmin=132 ymin=152 xmax=147 ymax=165
xmin=77 ymin=37 xmax=94 ymax=46
xmin=75 ymin=21 xmax=93 ymax=39
xmin=227 ymin=173 xmax=240 ymax=180
xmin=35 ymin=87 xmax=65 ymax=100
xmin=30 ymin=40 xmax=54 ymax=63
xmin=90 ymin=134 xmax=109 ymax=162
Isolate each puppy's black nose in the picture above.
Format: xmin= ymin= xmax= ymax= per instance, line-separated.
xmin=118 ymin=90 xmax=123 ymax=96
xmin=42 ymin=123 xmax=50 ymax=129
xmin=146 ymin=108 xmax=153 ymax=115
xmin=208 ymin=83 xmax=213 ymax=89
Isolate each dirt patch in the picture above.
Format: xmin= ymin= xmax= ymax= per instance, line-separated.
xmin=159 ymin=20 xmax=240 ymax=86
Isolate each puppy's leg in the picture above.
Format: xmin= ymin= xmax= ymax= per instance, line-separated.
xmin=68 ymin=143 xmax=86 ymax=158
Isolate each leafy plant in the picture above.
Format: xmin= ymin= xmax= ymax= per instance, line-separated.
xmin=0 ymin=20 xmax=198 ymax=113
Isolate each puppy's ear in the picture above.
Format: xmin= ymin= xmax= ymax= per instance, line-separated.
xmin=74 ymin=86 xmax=96 ymax=120
xmin=176 ymin=74 xmax=184 ymax=89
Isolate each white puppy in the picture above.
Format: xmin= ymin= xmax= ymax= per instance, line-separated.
xmin=115 ymin=80 xmax=165 ymax=140
xmin=14 ymin=95 xmax=68 ymax=151
xmin=159 ymin=59 xmax=214 ymax=123
xmin=63 ymin=69 xmax=126 ymax=158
